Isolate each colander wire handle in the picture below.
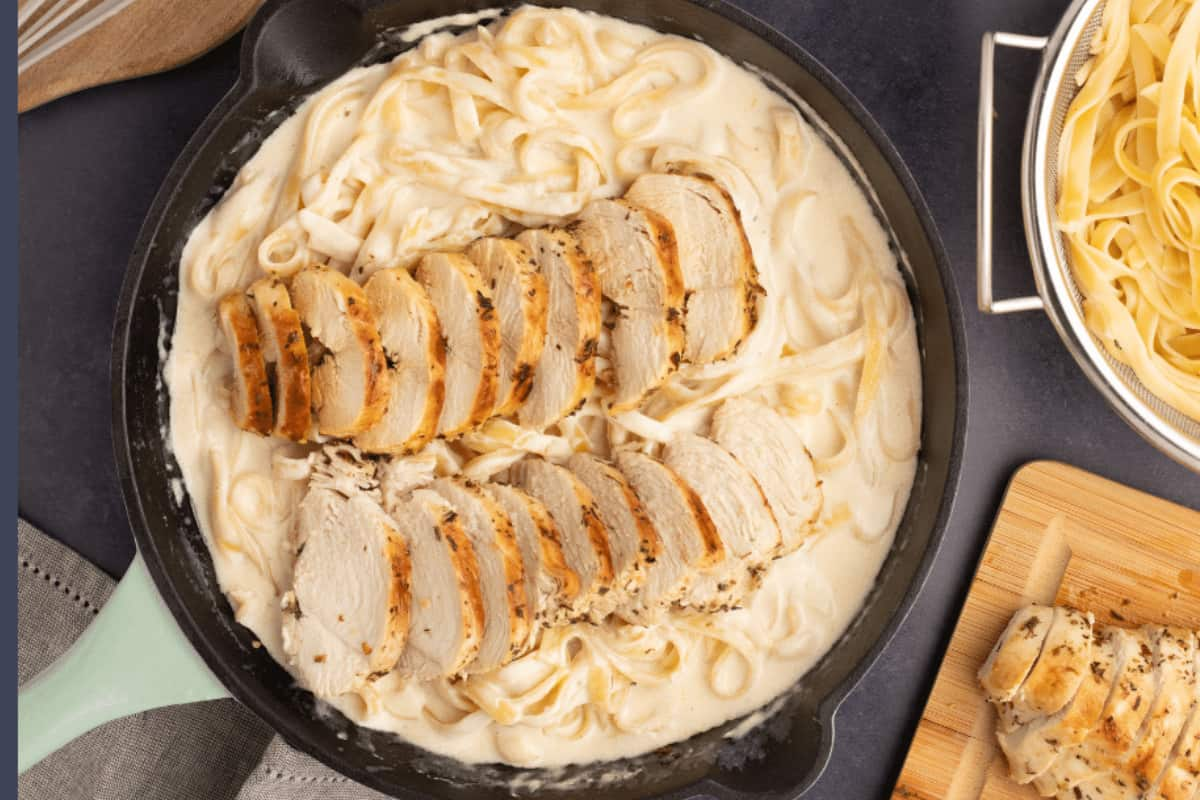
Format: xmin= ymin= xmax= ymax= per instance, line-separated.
xmin=977 ymin=31 xmax=1049 ymax=315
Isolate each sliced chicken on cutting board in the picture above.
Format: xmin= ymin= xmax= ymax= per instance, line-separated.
xmin=282 ymin=487 xmax=410 ymax=696
xmin=978 ymin=608 xmax=1200 ymax=799
xmin=613 ymin=450 xmax=725 ymax=620
xmin=568 ymin=198 xmax=685 ymax=411
xmin=291 ymin=266 xmax=390 ymax=437
xmin=218 ymin=292 xmax=274 ymax=436
xmin=465 ymin=237 xmax=549 ymax=417
xmin=390 ymin=488 xmax=485 ymax=679
xmin=427 ymin=478 xmax=531 ymax=671
xmin=710 ymin=396 xmax=822 ymax=554
xmin=567 ymin=453 xmax=661 ymax=614
xmin=624 ymin=172 xmax=762 ymax=364
xmin=663 ymin=433 xmax=780 ymax=612
xmin=356 ymin=267 xmax=447 ymax=454
xmin=510 ymin=457 xmax=614 ymax=620
xmin=979 ymin=604 xmax=1055 ymax=705
xmin=997 ymin=625 xmax=1120 ymax=784
xmin=1150 ymin=645 xmax=1200 ymax=800
xmin=1003 ymin=606 xmax=1095 ymax=731
xmin=247 ymin=278 xmax=312 ymax=441
xmin=1073 ymin=627 xmax=1198 ymax=799
xmin=515 ymin=228 xmax=601 ymax=429
xmin=1127 ymin=628 xmax=1197 ymax=790
xmin=415 ymin=252 xmax=501 ymax=438
xmin=487 ymin=483 xmax=582 ymax=628
xmin=1032 ymin=625 xmax=1160 ymax=795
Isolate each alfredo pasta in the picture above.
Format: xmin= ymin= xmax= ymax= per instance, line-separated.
xmin=166 ymin=7 xmax=922 ymax=767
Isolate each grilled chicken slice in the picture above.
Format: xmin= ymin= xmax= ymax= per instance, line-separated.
xmin=662 ymin=433 xmax=780 ymax=612
xmin=979 ymin=604 xmax=1056 ymax=704
xmin=515 ymin=228 xmax=601 ymax=429
xmin=487 ymin=484 xmax=582 ymax=628
xmin=291 ymin=267 xmax=389 ymax=437
xmin=568 ymin=199 xmax=685 ymax=411
xmin=710 ymin=397 xmax=822 ymax=554
xmin=1067 ymin=628 xmax=1196 ymax=800
xmin=247 ymin=278 xmax=312 ymax=441
xmin=1029 ymin=627 xmax=1157 ymax=796
xmin=390 ymin=489 xmax=485 ymax=679
xmin=1122 ymin=628 xmax=1196 ymax=789
xmin=465 ymin=237 xmax=549 ymax=417
xmin=218 ymin=292 xmax=273 ymax=435
xmin=567 ymin=453 xmax=661 ymax=614
xmin=613 ymin=450 xmax=725 ymax=620
xmin=282 ymin=488 xmax=410 ymax=696
xmin=998 ymin=625 xmax=1119 ymax=784
xmin=415 ymin=252 xmax=501 ymax=438
xmin=1151 ymin=645 xmax=1200 ymax=800
xmin=1003 ymin=607 xmax=1095 ymax=731
xmin=355 ymin=268 xmax=446 ymax=454
xmin=510 ymin=457 xmax=614 ymax=620
xmin=427 ymin=478 xmax=531 ymax=671
xmin=624 ymin=173 xmax=761 ymax=364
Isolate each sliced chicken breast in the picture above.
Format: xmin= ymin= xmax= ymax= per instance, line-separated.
xmin=218 ymin=292 xmax=274 ymax=436
xmin=1004 ymin=607 xmax=1095 ymax=731
xmin=613 ymin=449 xmax=726 ymax=619
xmin=568 ymin=198 xmax=685 ymax=410
xmin=247 ymin=278 xmax=312 ymax=441
xmin=1091 ymin=625 xmax=1161 ymax=764
xmin=415 ymin=252 xmax=501 ymax=438
xmin=1123 ymin=628 xmax=1196 ymax=789
xmin=567 ymin=453 xmax=661 ymax=614
xmin=465 ymin=237 xmax=549 ymax=417
xmin=1073 ymin=636 xmax=1196 ymax=800
xmin=1031 ymin=626 xmax=1158 ymax=796
xmin=663 ymin=433 xmax=780 ymax=612
xmin=515 ymin=228 xmax=601 ymax=429
xmin=998 ymin=625 xmax=1120 ymax=784
xmin=356 ymin=267 xmax=447 ymax=454
xmin=487 ymin=484 xmax=582 ymax=628
xmin=283 ymin=488 xmax=410 ymax=696
xmin=624 ymin=172 xmax=762 ymax=364
xmin=510 ymin=457 xmax=614 ymax=619
xmin=979 ymin=604 xmax=1056 ymax=704
xmin=710 ymin=396 xmax=822 ymax=553
xmin=391 ymin=489 xmax=485 ymax=679
xmin=427 ymin=478 xmax=531 ymax=672
xmin=1151 ymin=645 xmax=1200 ymax=800
xmin=291 ymin=266 xmax=390 ymax=437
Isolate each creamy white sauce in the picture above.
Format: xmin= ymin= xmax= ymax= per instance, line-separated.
xmin=166 ymin=6 xmax=921 ymax=768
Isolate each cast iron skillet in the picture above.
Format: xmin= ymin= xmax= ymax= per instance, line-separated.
xmin=112 ymin=0 xmax=966 ymax=797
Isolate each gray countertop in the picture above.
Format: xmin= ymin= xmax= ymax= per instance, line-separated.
xmin=17 ymin=0 xmax=1200 ymax=797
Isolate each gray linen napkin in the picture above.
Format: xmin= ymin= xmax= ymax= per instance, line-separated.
xmin=17 ymin=518 xmax=392 ymax=800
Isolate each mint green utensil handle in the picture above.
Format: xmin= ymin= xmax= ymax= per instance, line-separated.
xmin=17 ymin=551 xmax=230 ymax=773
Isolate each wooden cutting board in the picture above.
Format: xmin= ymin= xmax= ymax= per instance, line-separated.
xmin=892 ymin=460 xmax=1200 ymax=800
xmin=18 ymin=0 xmax=262 ymax=113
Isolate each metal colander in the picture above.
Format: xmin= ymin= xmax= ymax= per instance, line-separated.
xmin=979 ymin=0 xmax=1200 ymax=472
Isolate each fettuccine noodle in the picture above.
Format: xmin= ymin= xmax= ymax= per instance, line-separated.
xmin=1058 ymin=0 xmax=1200 ymax=420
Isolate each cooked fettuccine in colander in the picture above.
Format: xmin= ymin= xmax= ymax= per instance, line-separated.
xmin=1058 ymin=0 xmax=1200 ymax=420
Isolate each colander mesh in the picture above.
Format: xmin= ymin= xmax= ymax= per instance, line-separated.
xmin=1043 ymin=0 xmax=1200 ymax=449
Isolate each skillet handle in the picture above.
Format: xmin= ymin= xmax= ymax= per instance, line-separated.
xmin=17 ymin=551 xmax=229 ymax=774
xmin=977 ymin=31 xmax=1048 ymax=314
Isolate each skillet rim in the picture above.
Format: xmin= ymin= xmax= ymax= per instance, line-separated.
xmin=110 ymin=1 xmax=967 ymax=797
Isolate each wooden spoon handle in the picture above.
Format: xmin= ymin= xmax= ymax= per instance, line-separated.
xmin=18 ymin=0 xmax=262 ymax=113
